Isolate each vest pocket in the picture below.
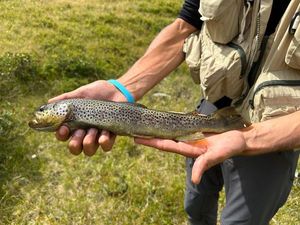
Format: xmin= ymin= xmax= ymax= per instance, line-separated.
xmin=183 ymin=31 xmax=201 ymax=84
xmin=183 ymin=29 xmax=247 ymax=103
xmin=199 ymin=31 xmax=246 ymax=103
xmin=199 ymin=0 xmax=242 ymax=44
xmin=285 ymin=12 xmax=300 ymax=70
xmin=240 ymin=70 xmax=300 ymax=123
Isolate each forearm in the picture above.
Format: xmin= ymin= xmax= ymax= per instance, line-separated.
xmin=118 ymin=18 xmax=197 ymax=101
xmin=243 ymin=111 xmax=300 ymax=154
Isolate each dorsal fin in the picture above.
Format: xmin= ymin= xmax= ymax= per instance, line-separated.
xmin=187 ymin=110 xmax=208 ymax=116
xmin=168 ymin=111 xmax=186 ymax=114
xmin=211 ymin=107 xmax=239 ymax=119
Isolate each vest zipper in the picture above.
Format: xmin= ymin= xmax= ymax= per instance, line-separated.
xmin=249 ymin=80 xmax=300 ymax=109
xmin=228 ymin=42 xmax=247 ymax=76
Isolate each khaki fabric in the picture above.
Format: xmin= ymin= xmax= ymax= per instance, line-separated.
xmin=239 ymin=0 xmax=300 ymax=122
xmin=199 ymin=0 xmax=242 ymax=44
xmin=264 ymin=0 xmax=300 ymax=71
xmin=183 ymin=31 xmax=202 ymax=84
xmin=197 ymin=31 xmax=244 ymax=102
xmin=240 ymin=70 xmax=300 ymax=122
xmin=184 ymin=0 xmax=273 ymax=103
xmin=286 ymin=13 xmax=300 ymax=69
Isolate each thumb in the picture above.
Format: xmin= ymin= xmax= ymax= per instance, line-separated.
xmin=191 ymin=150 xmax=220 ymax=184
xmin=191 ymin=154 xmax=208 ymax=184
xmin=48 ymin=90 xmax=82 ymax=103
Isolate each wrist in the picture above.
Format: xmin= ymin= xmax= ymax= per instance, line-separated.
xmin=104 ymin=80 xmax=130 ymax=102
xmin=242 ymin=125 xmax=257 ymax=155
xmin=107 ymin=79 xmax=135 ymax=103
xmin=242 ymin=123 xmax=272 ymax=155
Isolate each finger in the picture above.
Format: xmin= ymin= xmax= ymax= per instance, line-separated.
xmin=191 ymin=150 xmax=223 ymax=184
xmin=134 ymin=138 xmax=177 ymax=152
xmin=191 ymin=155 xmax=208 ymax=184
xmin=48 ymin=93 xmax=70 ymax=103
xmin=48 ymin=90 xmax=82 ymax=103
xmin=134 ymin=138 xmax=205 ymax=158
xmin=82 ymin=128 xmax=99 ymax=156
xmin=68 ymin=129 xmax=86 ymax=155
xmin=55 ymin=125 xmax=70 ymax=141
xmin=99 ymin=130 xmax=116 ymax=152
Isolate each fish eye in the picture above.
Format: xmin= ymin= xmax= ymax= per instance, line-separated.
xmin=39 ymin=105 xmax=46 ymax=112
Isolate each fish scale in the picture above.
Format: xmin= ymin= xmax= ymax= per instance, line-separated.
xmin=28 ymin=98 xmax=248 ymax=140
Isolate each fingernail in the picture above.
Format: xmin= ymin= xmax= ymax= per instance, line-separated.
xmin=73 ymin=129 xmax=85 ymax=137
xmin=59 ymin=126 xmax=68 ymax=135
xmin=101 ymin=130 xmax=110 ymax=136
xmin=88 ymin=128 xmax=98 ymax=135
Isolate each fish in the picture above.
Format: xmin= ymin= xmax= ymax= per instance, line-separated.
xmin=28 ymin=98 xmax=248 ymax=141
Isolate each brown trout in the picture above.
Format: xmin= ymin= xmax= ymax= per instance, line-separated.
xmin=28 ymin=99 xmax=248 ymax=140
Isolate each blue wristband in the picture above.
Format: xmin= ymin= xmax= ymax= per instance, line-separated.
xmin=107 ymin=79 xmax=135 ymax=103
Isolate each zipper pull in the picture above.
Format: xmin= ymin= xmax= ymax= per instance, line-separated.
xmin=289 ymin=12 xmax=300 ymax=35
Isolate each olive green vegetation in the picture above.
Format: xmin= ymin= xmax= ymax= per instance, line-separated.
xmin=0 ymin=0 xmax=299 ymax=224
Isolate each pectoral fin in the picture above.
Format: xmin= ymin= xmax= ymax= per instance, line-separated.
xmin=185 ymin=138 xmax=209 ymax=147
xmin=175 ymin=132 xmax=205 ymax=142
xmin=132 ymin=134 xmax=154 ymax=139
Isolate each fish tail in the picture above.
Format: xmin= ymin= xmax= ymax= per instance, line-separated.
xmin=211 ymin=107 xmax=250 ymax=131
xmin=211 ymin=107 xmax=239 ymax=119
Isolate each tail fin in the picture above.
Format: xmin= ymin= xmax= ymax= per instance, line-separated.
xmin=211 ymin=107 xmax=239 ymax=119
xmin=211 ymin=107 xmax=250 ymax=132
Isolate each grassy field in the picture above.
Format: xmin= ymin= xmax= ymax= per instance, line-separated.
xmin=0 ymin=0 xmax=299 ymax=224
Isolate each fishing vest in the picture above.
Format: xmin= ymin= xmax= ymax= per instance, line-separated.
xmin=184 ymin=0 xmax=300 ymax=122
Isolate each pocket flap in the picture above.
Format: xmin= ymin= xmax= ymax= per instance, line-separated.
xmin=199 ymin=0 xmax=236 ymax=20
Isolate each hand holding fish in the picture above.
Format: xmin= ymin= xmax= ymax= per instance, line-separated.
xmin=47 ymin=80 xmax=127 ymax=156
xmin=135 ymin=110 xmax=300 ymax=184
xmin=134 ymin=130 xmax=247 ymax=184
xmin=30 ymin=94 xmax=300 ymax=183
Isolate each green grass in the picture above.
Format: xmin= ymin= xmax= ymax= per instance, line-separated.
xmin=0 ymin=1 xmax=299 ymax=224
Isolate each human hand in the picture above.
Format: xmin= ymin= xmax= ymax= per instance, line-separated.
xmin=134 ymin=130 xmax=247 ymax=184
xmin=48 ymin=80 xmax=127 ymax=156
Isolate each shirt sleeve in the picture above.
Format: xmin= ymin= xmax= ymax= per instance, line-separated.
xmin=178 ymin=0 xmax=202 ymax=30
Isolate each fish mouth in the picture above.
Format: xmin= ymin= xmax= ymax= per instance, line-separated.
xmin=28 ymin=119 xmax=41 ymax=128
xmin=28 ymin=119 xmax=56 ymax=132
